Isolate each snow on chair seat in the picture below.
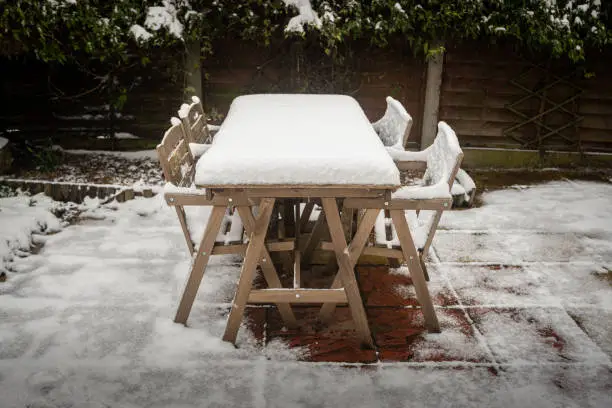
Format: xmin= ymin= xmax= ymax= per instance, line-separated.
xmin=372 ymin=96 xmax=413 ymax=150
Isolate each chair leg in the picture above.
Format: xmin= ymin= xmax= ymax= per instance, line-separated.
xmin=174 ymin=205 xmax=226 ymax=324
xmin=389 ymin=210 xmax=440 ymax=333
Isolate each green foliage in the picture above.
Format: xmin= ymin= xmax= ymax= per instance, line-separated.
xmin=1 ymin=0 xmax=610 ymax=69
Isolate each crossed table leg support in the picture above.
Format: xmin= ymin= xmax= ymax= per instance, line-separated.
xmin=173 ymin=196 xmax=382 ymax=347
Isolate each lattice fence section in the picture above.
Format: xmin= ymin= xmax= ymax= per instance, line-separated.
xmin=503 ymin=62 xmax=584 ymax=153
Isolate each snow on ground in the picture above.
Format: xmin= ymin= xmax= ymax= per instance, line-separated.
xmin=0 ymin=180 xmax=611 ymax=407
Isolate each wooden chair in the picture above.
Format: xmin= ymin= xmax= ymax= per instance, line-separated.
xmin=372 ymin=121 xmax=463 ymax=277
xmin=156 ymin=118 xmax=243 ymax=256
xmin=157 ymin=119 xmax=297 ymax=326
xmin=336 ymin=121 xmax=463 ymax=332
xmin=372 ymin=96 xmax=413 ymax=150
xmin=178 ymin=96 xmax=215 ymax=158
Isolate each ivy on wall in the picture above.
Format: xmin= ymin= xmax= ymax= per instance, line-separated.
xmin=0 ymin=0 xmax=610 ymax=110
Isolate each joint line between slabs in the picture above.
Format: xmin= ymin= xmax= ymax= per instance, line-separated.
xmin=431 ymin=246 xmax=502 ymax=371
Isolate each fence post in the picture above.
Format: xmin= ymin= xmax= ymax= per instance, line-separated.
xmin=185 ymin=41 xmax=203 ymax=100
xmin=420 ymin=48 xmax=445 ymax=149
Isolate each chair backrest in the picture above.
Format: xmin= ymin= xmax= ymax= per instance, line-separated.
xmin=156 ymin=118 xmax=195 ymax=187
xmin=422 ymin=121 xmax=464 ymax=188
xmin=372 ymin=96 xmax=413 ymax=149
xmin=419 ymin=121 xmax=464 ymax=254
xmin=179 ymin=96 xmax=210 ymax=144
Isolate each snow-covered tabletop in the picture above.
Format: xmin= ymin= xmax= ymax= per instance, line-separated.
xmin=194 ymin=94 xmax=401 ymax=188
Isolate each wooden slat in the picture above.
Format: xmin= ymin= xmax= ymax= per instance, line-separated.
xmin=318 ymin=208 xmax=380 ymax=322
xmin=248 ymin=289 xmax=347 ymax=304
xmin=235 ymin=205 xmax=298 ymax=329
xmin=343 ymin=197 xmax=450 ymax=210
xmin=321 ymin=198 xmax=373 ymax=347
xmin=223 ymin=199 xmax=277 ymax=343
xmin=211 ymin=240 xmax=295 ymax=255
xmin=202 ymin=187 xmax=392 ymax=198
xmin=293 ymin=250 xmax=301 ymax=289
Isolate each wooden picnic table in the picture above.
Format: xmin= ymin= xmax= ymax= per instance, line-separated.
xmin=175 ymin=94 xmax=422 ymax=347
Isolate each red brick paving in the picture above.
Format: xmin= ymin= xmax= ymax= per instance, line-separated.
xmin=242 ymin=265 xmax=486 ymax=363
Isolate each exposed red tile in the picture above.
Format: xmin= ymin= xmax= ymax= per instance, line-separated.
xmin=266 ymin=307 xmax=377 ymax=363
xmin=244 ymin=307 xmax=267 ymax=344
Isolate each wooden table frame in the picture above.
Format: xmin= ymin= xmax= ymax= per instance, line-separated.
xmin=173 ymin=187 xmax=396 ymax=347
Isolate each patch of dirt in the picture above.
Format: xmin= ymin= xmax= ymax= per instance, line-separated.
xmin=9 ymin=152 xmax=163 ymax=186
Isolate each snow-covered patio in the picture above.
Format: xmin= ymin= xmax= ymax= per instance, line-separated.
xmin=0 ymin=179 xmax=611 ymax=407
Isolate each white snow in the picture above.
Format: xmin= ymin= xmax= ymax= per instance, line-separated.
xmin=57 ymin=147 xmax=158 ymax=161
xmin=1 ymin=178 xmax=611 ymax=406
xmin=129 ymin=24 xmax=153 ymax=42
xmin=189 ymin=142 xmax=211 ymax=158
xmin=283 ymin=0 xmax=322 ymax=33
xmin=0 ymin=137 xmax=8 ymax=150
xmin=178 ymin=103 xmax=190 ymax=119
xmin=372 ymin=96 xmax=412 ymax=149
xmin=455 ymin=168 xmax=476 ymax=192
xmin=144 ymin=0 xmax=183 ymax=39
xmin=195 ymin=94 xmax=400 ymax=187
xmin=96 ymin=132 xmax=140 ymax=140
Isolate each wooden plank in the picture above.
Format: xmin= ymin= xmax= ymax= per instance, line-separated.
xmin=321 ymin=198 xmax=374 ymax=348
xmin=248 ymin=289 xmax=347 ymax=304
xmin=389 ymin=210 xmax=440 ymax=332
xmin=301 ymin=211 xmax=328 ymax=264
xmin=218 ymin=187 xmax=392 ymax=198
xmin=293 ymin=250 xmax=301 ymax=289
xmin=235 ymin=205 xmax=297 ymax=329
xmin=223 ymin=199 xmax=277 ymax=343
xmin=174 ymin=205 xmax=226 ymax=324
xmin=299 ymin=201 xmax=315 ymax=232
xmin=319 ymin=208 xmax=380 ymax=322
xmin=320 ymin=242 xmax=404 ymax=259
xmin=343 ymin=197 xmax=451 ymax=211
xmin=211 ymin=240 xmax=295 ymax=255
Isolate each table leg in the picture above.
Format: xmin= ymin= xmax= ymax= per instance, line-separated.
xmin=301 ymin=211 xmax=328 ymax=264
xmin=390 ymin=210 xmax=440 ymax=333
xmin=174 ymin=205 xmax=227 ymax=324
xmin=321 ymin=198 xmax=374 ymax=348
xmin=223 ymin=198 xmax=276 ymax=344
xmin=236 ymin=206 xmax=298 ymax=329
xmin=319 ymin=208 xmax=379 ymax=322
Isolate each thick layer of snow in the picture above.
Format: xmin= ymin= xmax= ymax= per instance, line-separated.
xmin=455 ymin=168 xmax=476 ymax=191
xmin=392 ymin=182 xmax=452 ymax=200
xmin=372 ymin=96 xmax=411 ymax=148
xmin=0 ymin=195 xmax=61 ymax=279
xmin=189 ymin=142 xmax=211 ymax=158
xmin=195 ymin=94 xmax=400 ymax=186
